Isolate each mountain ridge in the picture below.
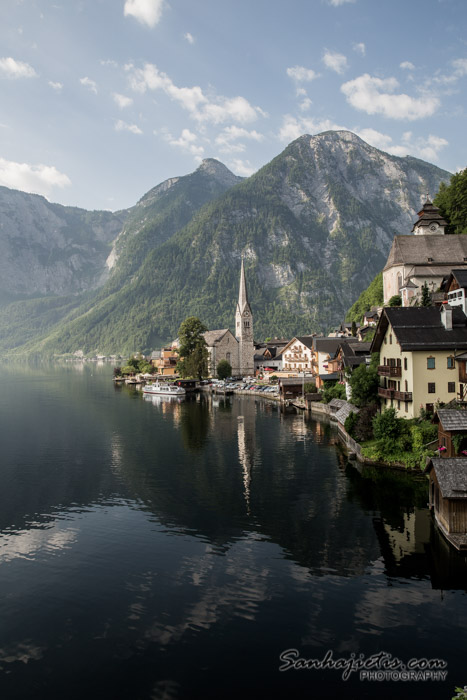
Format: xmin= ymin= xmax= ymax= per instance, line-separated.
xmin=0 ymin=131 xmax=452 ymax=355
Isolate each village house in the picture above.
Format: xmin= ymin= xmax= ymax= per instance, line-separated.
xmin=425 ymin=458 xmax=467 ymax=551
xmin=434 ymin=409 xmax=467 ymax=458
xmin=371 ymin=305 xmax=467 ymax=418
xmin=313 ymin=337 xmax=359 ymax=389
xmin=156 ymin=345 xmax=179 ymax=376
xmin=442 ymin=269 xmax=467 ymax=316
xmin=281 ymin=336 xmax=315 ymax=374
xmin=383 ymin=199 xmax=467 ymax=306
xmin=253 ymin=339 xmax=288 ymax=375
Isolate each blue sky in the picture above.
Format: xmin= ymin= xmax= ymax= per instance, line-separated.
xmin=0 ymin=0 xmax=466 ymax=211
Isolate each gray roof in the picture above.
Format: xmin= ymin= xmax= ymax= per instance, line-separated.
xmin=384 ymin=235 xmax=467 ymax=270
xmin=436 ymin=409 xmax=467 ymax=432
xmin=329 ymin=398 xmax=347 ymax=410
xmin=335 ymin=401 xmax=359 ymax=425
xmin=411 ymin=200 xmax=448 ymax=231
xmin=426 ymin=458 xmax=467 ymax=498
xmin=315 ymin=337 xmax=348 ymax=354
xmin=319 ymin=372 xmax=339 ymax=381
xmin=295 ymin=335 xmax=315 ymax=350
xmin=372 ymin=306 xmax=467 ymax=352
xmin=203 ymin=329 xmax=236 ymax=346
xmin=448 ymin=269 xmax=467 ymax=290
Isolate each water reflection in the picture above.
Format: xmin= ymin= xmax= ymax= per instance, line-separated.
xmin=1 ymin=363 xmax=467 ymax=700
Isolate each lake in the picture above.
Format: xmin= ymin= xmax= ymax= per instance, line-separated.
xmin=0 ymin=362 xmax=466 ymax=700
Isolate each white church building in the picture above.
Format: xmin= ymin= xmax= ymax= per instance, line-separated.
xmin=203 ymin=259 xmax=255 ymax=377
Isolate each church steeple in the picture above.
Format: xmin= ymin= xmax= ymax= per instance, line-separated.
xmin=237 ymin=257 xmax=250 ymax=315
xmin=235 ymin=258 xmax=254 ymax=376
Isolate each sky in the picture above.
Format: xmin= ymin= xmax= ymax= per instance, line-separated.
xmin=0 ymin=0 xmax=466 ymax=211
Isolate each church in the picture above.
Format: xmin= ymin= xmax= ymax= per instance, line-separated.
xmin=203 ymin=259 xmax=255 ymax=377
xmin=383 ymin=199 xmax=467 ymax=306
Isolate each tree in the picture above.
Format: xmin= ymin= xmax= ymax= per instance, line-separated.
xmin=177 ymin=316 xmax=208 ymax=380
xmin=351 ymin=321 xmax=357 ymax=337
xmin=434 ymin=168 xmax=467 ymax=235
xmin=421 ymin=282 xmax=431 ymax=306
xmin=388 ymin=294 xmax=401 ymax=307
xmin=217 ymin=359 xmax=232 ymax=380
xmin=348 ymin=353 xmax=379 ymax=407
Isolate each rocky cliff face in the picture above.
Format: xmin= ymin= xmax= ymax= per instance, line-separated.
xmin=0 ymin=187 xmax=126 ymax=299
xmin=0 ymin=133 xmax=452 ymax=354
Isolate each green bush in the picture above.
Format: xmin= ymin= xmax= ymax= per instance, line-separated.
xmin=344 ymin=411 xmax=358 ymax=438
xmin=321 ymin=381 xmax=346 ymax=403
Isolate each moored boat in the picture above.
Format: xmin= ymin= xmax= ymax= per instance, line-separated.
xmin=143 ymin=381 xmax=186 ymax=397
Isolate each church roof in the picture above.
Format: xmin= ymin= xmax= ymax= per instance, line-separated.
xmin=384 ymin=235 xmax=467 ymax=270
xmin=237 ymin=257 xmax=250 ymax=314
xmin=203 ymin=329 xmax=236 ymax=346
xmin=411 ymin=200 xmax=448 ymax=232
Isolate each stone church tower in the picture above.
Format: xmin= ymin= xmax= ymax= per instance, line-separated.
xmin=235 ymin=259 xmax=255 ymax=376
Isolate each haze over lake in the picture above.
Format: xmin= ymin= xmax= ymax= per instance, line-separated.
xmin=0 ymin=362 xmax=466 ymax=700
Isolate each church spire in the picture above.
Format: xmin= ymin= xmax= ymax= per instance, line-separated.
xmin=238 ymin=256 xmax=249 ymax=313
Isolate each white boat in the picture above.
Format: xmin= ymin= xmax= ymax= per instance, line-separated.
xmin=142 ymin=381 xmax=186 ymax=396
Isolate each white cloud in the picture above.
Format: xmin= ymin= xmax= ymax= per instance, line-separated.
xmin=299 ymin=97 xmax=312 ymax=111
xmin=355 ymin=127 xmax=448 ymax=161
xmin=113 ymin=92 xmax=133 ymax=108
xmin=115 ymin=119 xmax=142 ymax=134
xmin=215 ymin=126 xmax=264 ymax=153
xmin=327 ymin=0 xmax=355 ymax=5
xmin=322 ymin=50 xmax=348 ymax=74
xmin=184 ymin=32 xmax=194 ymax=44
xmin=286 ymin=65 xmax=318 ymax=82
xmin=0 ymin=157 xmax=71 ymax=197
xmin=80 ymin=76 xmax=98 ymax=94
xmin=400 ymin=61 xmax=415 ymax=71
xmin=353 ymin=42 xmax=365 ymax=56
xmin=452 ymin=58 xmax=467 ymax=77
xmin=432 ymin=58 xmax=467 ymax=86
xmin=341 ymin=73 xmax=440 ymax=120
xmin=48 ymin=80 xmax=63 ymax=91
xmin=228 ymin=159 xmax=256 ymax=177
xmin=0 ymin=57 xmax=37 ymax=79
xmin=101 ymin=59 xmax=118 ymax=68
xmin=126 ymin=62 xmax=266 ymax=124
xmin=167 ymin=128 xmax=204 ymax=157
xmin=123 ymin=0 xmax=165 ymax=28
xmin=278 ymin=114 xmax=347 ymax=143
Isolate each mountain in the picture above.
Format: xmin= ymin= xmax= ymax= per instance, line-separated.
xmin=0 ymin=159 xmax=242 ymax=353
xmin=0 ymin=132 xmax=452 ymax=355
xmin=0 ymin=186 xmax=126 ymax=302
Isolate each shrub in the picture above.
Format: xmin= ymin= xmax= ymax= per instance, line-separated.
xmin=321 ymin=381 xmax=346 ymax=403
xmin=344 ymin=411 xmax=358 ymax=438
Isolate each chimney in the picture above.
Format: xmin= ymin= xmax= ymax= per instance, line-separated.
xmin=441 ymin=304 xmax=453 ymax=331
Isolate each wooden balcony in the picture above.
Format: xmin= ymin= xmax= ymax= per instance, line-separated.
xmin=378 ymin=387 xmax=394 ymax=399
xmin=393 ymin=390 xmax=413 ymax=401
xmin=378 ymin=365 xmax=402 ymax=378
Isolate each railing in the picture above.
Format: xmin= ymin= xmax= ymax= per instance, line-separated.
xmin=393 ymin=390 xmax=413 ymax=401
xmin=378 ymin=387 xmax=394 ymax=399
xmin=378 ymin=365 xmax=402 ymax=378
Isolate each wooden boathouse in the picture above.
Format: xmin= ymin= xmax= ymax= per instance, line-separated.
xmin=425 ymin=458 xmax=467 ymax=551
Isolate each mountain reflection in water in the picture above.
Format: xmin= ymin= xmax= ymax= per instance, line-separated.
xmin=0 ymin=362 xmax=466 ymax=700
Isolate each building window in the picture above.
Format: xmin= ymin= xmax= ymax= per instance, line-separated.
xmin=427 ymin=357 xmax=435 ymax=370
xmin=405 ymin=380 xmax=408 ymax=392
xmin=384 ymin=336 xmax=387 ymax=344
xmin=428 ymin=382 xmax=436 ymax=393
xmin=448 ymin=382 xmax=456 ymax=393
xmin=405 ymin=402 xmax=408 ymax=413
xmin=404 ymin=357 xmax=407 ymax=370
xmin=397 ymin=400 xmax=401 ymax=410
xmin=447 ymin=356 xmax=455 ymax=369
xmin=389 ymin=334 xmax=392 ymax=344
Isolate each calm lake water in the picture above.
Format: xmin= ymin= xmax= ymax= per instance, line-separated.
xmin=0 ymin=362 xmax=467 ymax=700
